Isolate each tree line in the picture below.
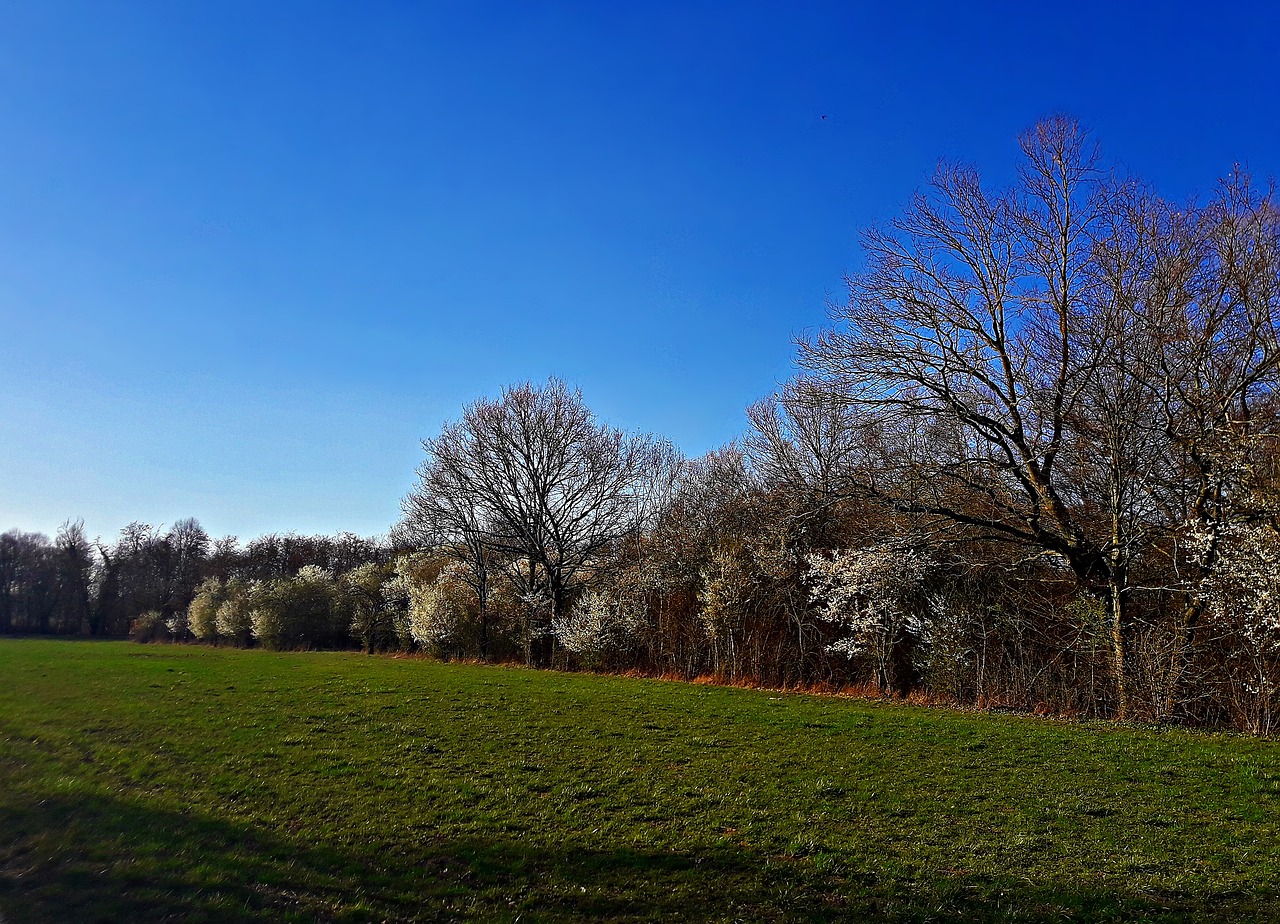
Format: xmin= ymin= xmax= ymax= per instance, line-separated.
xmin=7 ymin=117 xmax=1280 ymax=732
xmin=0 ymin=522 xmax=387 ymax=640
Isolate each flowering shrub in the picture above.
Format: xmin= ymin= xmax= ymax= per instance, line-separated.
xmin=251 ymin=566 xmax=340 ymax=650
xmin=805 ymin=542 xmax=930 ymax=693
xmin=405 ymin=563 xmax=472 ymax=656
xmin=553 ymin=589 xmax=643 ymax=661
xmin=344 ymin=562 xmax=398 ymax=653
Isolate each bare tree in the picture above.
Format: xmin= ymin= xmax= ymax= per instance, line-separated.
xmin=0 ymin=530 xmax=56 ymax=634
xmin=53 ymin=520 xmax=94 ymax=634
xmin=800 ymin=117 xmax=1280 ymax=716
xmin=801 ymin=118 xmax=1116 ymax=658
xmin=402 ymin=378 xmax=680 ymax=667
xmin=398 ymin=429 xmax=500 ymax=659
xmin=745 ymin=377 xmax=865 ymax=547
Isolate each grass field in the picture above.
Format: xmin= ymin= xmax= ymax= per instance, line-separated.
xmin=1 ymin=640 xmax=1278 ymax=922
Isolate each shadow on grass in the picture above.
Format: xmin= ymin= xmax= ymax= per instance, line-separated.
xmin=0 ymin=791 xmax=1270 ymax=923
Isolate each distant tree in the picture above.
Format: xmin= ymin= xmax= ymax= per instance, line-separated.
xmin=745 ymin=378 xmax=864 ymax=547
xmin=53 ymin=520 xmax=94 ymax=634
xmin=0 ymin=531 xmax=56 ymax=634
xmin=95 ymin=522 xmax=186 ymax=636
xmin=328 ymin=532 xmax=386 ymax=574
xmin=207 ymin=536 xmax=242 ymax=582
xmin=165 ymin=518 xmax=210 ymax=621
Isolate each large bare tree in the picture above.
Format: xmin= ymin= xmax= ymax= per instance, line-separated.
xmin=800 ymin=117 xmax=1280 ymax=716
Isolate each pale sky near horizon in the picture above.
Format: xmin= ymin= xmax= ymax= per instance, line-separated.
xmin=3 ymin=0 xmax=1279 ymax=543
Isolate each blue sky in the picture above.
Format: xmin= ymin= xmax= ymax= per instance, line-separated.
xmin=2 ymin=1 xmax=1278 ymax=542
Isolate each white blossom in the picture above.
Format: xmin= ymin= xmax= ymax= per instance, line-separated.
xmin=553 ymin=589 xmax=643 ymax=656
xmin=407 ymin=582 xmax=464 ymax=648
xmin=805 ymin=542 xmax=929 ymax=657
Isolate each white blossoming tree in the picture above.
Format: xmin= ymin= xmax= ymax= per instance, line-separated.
xmin=250 ymin=565 xmax=339 ymax=651
xmin=1193 ymin=522 xmax=1280 ymax=733
xmin=343 ymin=562 xmax=397 ymax=653
xmin=805 ymin=542 xmax=930 ymax=694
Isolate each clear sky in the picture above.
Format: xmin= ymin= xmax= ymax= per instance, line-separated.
xmin=2 ymin=0 xmax=1278 ymax=542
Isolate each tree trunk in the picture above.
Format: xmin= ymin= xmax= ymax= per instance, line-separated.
xmin=477 ymin=580 xmax=490 ymax=661
xmin=890 ymin=626 xmax=916 ymax=697
xmin=1108 ymin=580 xmax=1130 ymax=719
xmin=525 ymin=560 xmax=556 ymax=669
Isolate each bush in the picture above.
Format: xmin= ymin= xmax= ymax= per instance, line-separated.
xmin=215 ymin=579 xmax=253 ymax=647
xmin=187 ymin=578 xmax=224 ymax=642
xmin=130 ymin=610 xmax=170 ymax=643
xmin=553 ymin=589 xmax=643 ymax=669
xmin=251 ymin=566 xmax=342 ymax=651
xmin=344 ymin=562 xmax=398 ymax=653
xmin=407 ymin=570 xmax=469 ymax=658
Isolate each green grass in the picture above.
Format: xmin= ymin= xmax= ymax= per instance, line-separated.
xmin=1 ymin=640 xmax=1278 ymax=922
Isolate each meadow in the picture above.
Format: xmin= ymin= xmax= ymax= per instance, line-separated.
xmin=1 ymin=639 xmax=1278 ymax=922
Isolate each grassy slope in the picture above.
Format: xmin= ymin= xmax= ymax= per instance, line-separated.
xmin=0 ymin=640 xmax=1277 ymax=922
